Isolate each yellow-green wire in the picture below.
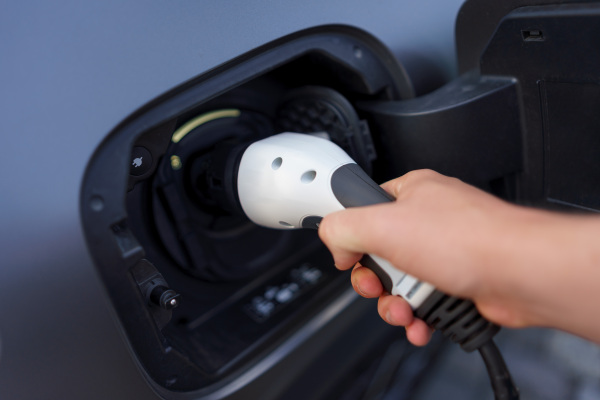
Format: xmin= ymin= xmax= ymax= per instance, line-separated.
xmin=171 ymin=109 xmax=241 ymax=144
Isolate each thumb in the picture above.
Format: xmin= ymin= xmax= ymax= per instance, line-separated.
xmin=318 ymin=173 xmax=413 ymax=270
xmin=318 ymin=202 xmax=398 ymax=270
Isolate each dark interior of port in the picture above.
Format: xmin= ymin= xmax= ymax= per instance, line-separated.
xmin=123 ymin=51 xmax=397 ymax=388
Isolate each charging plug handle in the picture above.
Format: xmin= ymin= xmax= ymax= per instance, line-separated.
xmin=327 ymin=149 xmax=518 ymax=399
xmin=331 ymin=164 xmax=502 ymax=350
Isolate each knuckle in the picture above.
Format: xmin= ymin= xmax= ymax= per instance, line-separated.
xmin=408 ymin=169 xmax=439 ymax=181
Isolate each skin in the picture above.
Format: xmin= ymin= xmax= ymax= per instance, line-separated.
xmin=318 ymin=169 xmax=600 ymax=346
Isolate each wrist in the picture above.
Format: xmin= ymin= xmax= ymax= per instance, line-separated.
xmin=479 ymin=205 xmax=600 ymax=340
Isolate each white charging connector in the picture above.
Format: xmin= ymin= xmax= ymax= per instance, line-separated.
xmin=234 ymin=132 xmax=517 ymax=400
xmin=236 ymin=132 xmax=434 ymax=309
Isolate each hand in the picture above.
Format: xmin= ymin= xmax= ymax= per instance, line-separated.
xmin=318 ymin=169 xmax=600 ymax=345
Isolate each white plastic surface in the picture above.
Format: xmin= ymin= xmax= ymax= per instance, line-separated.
xmin=238 ymin=133 xmax=355 ymax=229
xmin=369 ymin=255 xmax=435 ymax=309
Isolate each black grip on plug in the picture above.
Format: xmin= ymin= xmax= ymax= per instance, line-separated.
xmin=331 ymin=163 xmax=394 ymax=208
xmin=359 ymin=254 xmax=394 ymax=293
xmin=415 ymin=289 xmax=500 ymax=352
xmin=330 ymin=164 xmax=395 ymax=294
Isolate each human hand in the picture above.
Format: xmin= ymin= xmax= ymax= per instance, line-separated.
xmin=319 ymin=169 xmax=510 ymax=345
xmin=319 ymin=169 xmax=600 ymax=345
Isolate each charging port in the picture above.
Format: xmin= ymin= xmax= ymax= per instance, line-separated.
xmin=81 ymin=25 xmax=415 ymax=394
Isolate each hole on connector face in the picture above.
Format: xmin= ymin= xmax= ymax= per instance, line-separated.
xmin=279 ymin=221 xmax=293 ymax=227
xmin=271 ymin=157 xmax=283 ymax=170
xmin=301 ymin=170 xmax=316 ymax=183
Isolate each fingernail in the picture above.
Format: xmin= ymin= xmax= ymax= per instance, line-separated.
xmin=351 ymin=276 xmax=366 ymax=297
xmin=386 ymin=310 xmax=394 ymax=324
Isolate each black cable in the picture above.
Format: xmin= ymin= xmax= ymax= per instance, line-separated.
xmin=414 ymin=291 xmax=519 ymax=400
xmin=479 ymin=340 xmax=520 ymax=400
